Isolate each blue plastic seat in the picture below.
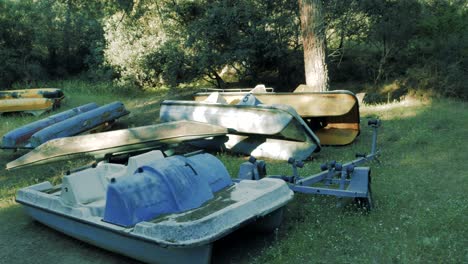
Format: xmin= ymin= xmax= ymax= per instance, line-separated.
xmin=103 ymin=153 xmax=232 ymax=227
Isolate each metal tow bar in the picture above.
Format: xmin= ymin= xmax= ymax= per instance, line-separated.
xmin=237 ymin=119 xmax=382 ymax=211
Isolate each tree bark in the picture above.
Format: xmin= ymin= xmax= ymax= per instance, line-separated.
xmin=299 ymin=0 xmax=329 ymax=92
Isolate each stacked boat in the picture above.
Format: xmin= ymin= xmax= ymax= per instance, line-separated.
xmin=0 ymin=88 xmax=65 ymax=116
xmin=2 ymin=101 xmax=129 ymax=149
xmin=6 ymin=120 xmax=228 ymax=170
xmin=194 ymin=85 xmax=361 ymax=146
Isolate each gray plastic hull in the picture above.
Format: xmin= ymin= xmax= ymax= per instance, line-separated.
xmin=20 ymin=204 xmax=212 ymax=264
xmin=194 ymin=89 xmax=361 ymax=146
xmin=160 ymin=100 xmax=321 ymax=160
xmin=16 ymin=167 xmax=293 ymax=264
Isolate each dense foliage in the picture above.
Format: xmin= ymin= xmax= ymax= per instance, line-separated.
xmin=0 ymin=0 xmax=466 ymax=97
xmin=0 ymin=0 xmax=112 ymax=85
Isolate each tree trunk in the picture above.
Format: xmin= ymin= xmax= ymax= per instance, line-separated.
xmin=299 ymin=0 xmax=329 ymax=92
xmin=208 ymin=70 xmax=225 ymax=88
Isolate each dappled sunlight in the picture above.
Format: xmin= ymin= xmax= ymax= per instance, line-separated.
xmin=380 ymin=82 xmax=401 ymax=94
xmin=361 ymin=96 xmax=431 ymax=120
xmin=0 ymin=197 xmax=17 ymax=209
xmin=128 ymin=98 xmax=162 ymax=110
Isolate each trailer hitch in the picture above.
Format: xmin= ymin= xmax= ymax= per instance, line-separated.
xmin=237 ymin=119 xmax=381 ymax=211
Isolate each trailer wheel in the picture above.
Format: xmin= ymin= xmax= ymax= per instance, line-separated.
xmin=354 ymin=174 xmax=373 ymax=211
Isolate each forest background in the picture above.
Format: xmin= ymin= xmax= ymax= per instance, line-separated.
xmin=1 ymin=0 xmax=466 ymax=99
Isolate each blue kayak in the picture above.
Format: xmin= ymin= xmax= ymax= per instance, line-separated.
xmin=2 ymin=103 xmax=99 ymax=148
xmin=29 ymin=101 xmax=129 ymax=148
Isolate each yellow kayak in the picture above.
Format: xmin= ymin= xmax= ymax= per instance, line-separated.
xmin=0 ymin=88 xmax=64 ymax=115
xmin=0 ymin=88 xmax=64 ymax=100
xmin=0 ymin=98 xmax=55 ymax=116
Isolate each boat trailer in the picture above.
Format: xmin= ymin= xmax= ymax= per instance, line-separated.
xmin=237 ymin=119 xmax=381 ymax=210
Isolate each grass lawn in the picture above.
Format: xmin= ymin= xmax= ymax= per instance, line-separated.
xmin=0 ymin=81 xmax=467 ymax=263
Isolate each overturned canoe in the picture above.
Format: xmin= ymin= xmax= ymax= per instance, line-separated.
xmin=194 ymin=85 xmax=360 ymax=145
xmin=160 ymin=94 xmax=321 ymax=161
xmin=2 ymin=103 xmax=99 ymax=149
xmin=29 ymin=101 xmax=129 ymax=148
xmin=7 ymin=120 xmax=227 ymax=170
xmin=0 ymin=88 xmax=65 ymax=116
xmin=16 ymin=151 xmax=293 ymax=264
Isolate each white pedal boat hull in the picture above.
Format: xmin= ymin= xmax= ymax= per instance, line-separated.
xmin=16 ymin=151 xmax=293 ymax=264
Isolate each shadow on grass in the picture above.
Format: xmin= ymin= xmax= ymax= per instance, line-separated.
xmin=212 ymin=224 xmax=278 ymax=263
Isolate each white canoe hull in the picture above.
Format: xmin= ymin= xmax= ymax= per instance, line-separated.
xmin=7 ymin=120 xmax=227 ymax=170
xmin=194 ymin=89 xmax=361 ymax=145
xmin=160 ymin=100 xmax=321 ymax=160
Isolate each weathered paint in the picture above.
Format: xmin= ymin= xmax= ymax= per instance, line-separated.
xmin=160 ymin=97 xmax=321 ymax=161
xmin=194 ymin=89 xmax=360 ymax=145
xmin=0 ymin=88 xmax=64 ymax=99
xmin=29 ymin=101 xmax=129 ymax=147
xmin=2 ymin=103 xmax=99 ymax=148
xmin=0 ymin=88 xmax=65 ymax=115
xmin=0 ymin=98 xmax=54 ymax=115
xmin=15 ymin=151 xmax=292 ymax=263
xmin=7 ymin=120 xmax=228 ymax=169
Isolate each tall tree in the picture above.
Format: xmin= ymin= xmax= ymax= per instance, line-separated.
xmin=299 ymin=0 xmax=329 ymax=91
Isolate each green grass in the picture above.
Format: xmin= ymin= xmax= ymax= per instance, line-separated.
xmin=1 ymin=82 xmax=467 ymax=263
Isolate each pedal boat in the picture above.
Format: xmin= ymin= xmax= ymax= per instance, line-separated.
xmin=160 ymin=93 xmax=321 ymax=161
xmin=16 ymin=151 xmax=293 ymax=264
xmin=0 ymin=88 xmax=65 ymax=115
xmin=194 ymin=85 xmax=360 ymax=145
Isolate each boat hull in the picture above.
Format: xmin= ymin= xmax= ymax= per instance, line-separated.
xmin=161 ymin=100 xmax=294 ymax=135
xmin=0 ymin=98 xmax=55 ymax=115
xmin=160 ymin=100 xmax=321 ymax=161
xmin=2 ymin=103 xmax=99 ymax=148
xmin=194 ymin=91 xmax=356 ymax=117
xmin=191 ymin=131 xmax=318 ymax=161
xmin=16 ymin=152 xmax=293 ymax=264
xmin=194 ymin=90 xmax=360 ymax=145
xmin=29 ymin=101 xmax=129 ymax=147
xmin=20 ymin=204 xmax=212 ymax=264
xmin=0 ymin=88 xmax=65 ymax=115
xmin=7 ymin=120 xmax=228 ymax=169
xmin=0 ymin=88 xmax=64 ymax=99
